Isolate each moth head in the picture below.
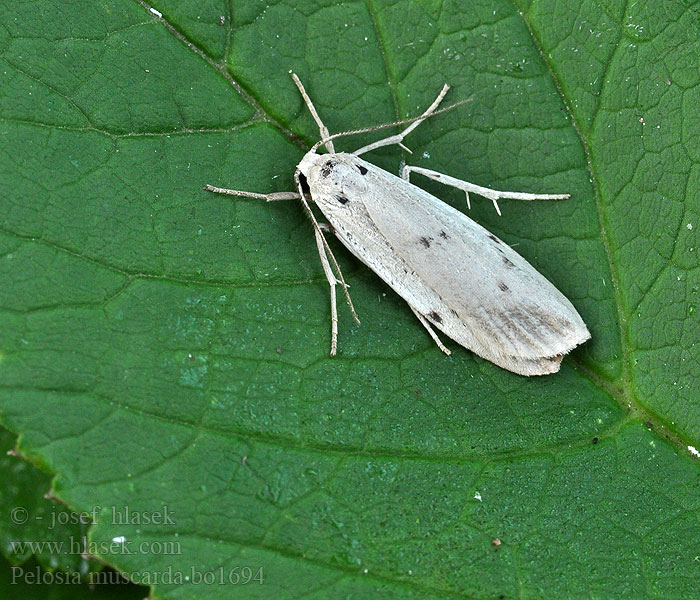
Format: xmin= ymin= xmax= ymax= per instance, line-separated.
xmin=296 ymin=152 xmax=368 ymax=199
xmin=296 ymin=151 xmax=320 ymax=179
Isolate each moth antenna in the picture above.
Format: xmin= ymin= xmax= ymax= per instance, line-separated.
xmin=310 ymin=96 xmax=472 ymax=155
xmin=291 ymin=73 xmax=336 ymax=154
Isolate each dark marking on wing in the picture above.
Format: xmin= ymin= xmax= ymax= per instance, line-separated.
xmin=439 ymin=230 xmax=449 ymax=239
xmin=428 ymin=311 xmax=443 ymax=324
xmin=335 ymin=194 xmax=349 ymax=205
xmin=419 ymin=236 xmax=432 ymax=248
xmin=498 ymin=282 xmax=510 ymax=292
xmin=357 ymin=165 xmax=368 ymax=175
xmin=321 ymin=160 xmax=337 ymax=177
xmin=449 ymin=308 xmax=459 ymax=317
xmin=487 ymin=233 xmax=501 ymax=244
xmin=503 ymin=257 xmax=515 ymax=268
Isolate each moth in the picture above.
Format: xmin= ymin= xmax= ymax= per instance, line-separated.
xmin=206 ymin=74 xmax=590 ymax=375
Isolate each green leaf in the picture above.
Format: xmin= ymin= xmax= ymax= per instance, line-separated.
xmin=0 ymin=426 xmax=89 ymax=573
xmin=0 ymin=426 xmax=147 ymax=597
xmin=1 ymin=1 xmax=699 ymax=598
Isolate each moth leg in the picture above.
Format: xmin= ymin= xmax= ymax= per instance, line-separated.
xmin=291 ymin=73 xmax=335 ymax=154
xmin=293 ymin=171 xmax=360 ymax=356
xmin=204 ymin=185 xmax=300 ymax=201
xmin=401 ymin=166 xmax=569 ymax=216
xmin=410 ymin=307 xmax=452 ymax=356
xmin=313 ymin=227 xmax=340 ymax=356
xmin=352 ymin=84 xmax=450 ymax=156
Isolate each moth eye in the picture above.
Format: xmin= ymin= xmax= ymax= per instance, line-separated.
xmin=297 ymin=173 xmax=310 ymax=194
xmin=335 ymin=194 xmax=349 ymax=205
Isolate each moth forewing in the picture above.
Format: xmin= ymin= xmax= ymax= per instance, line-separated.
xmin=298 ymin=152 xmax=590 ymax=376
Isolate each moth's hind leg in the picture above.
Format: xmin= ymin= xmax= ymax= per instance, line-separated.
xmin=204 ymin=185 xmax=300 ymax=201
xmin=410 ymin=307 xmax=451 ymax=356
xmin=401 ymin=165 xmax=569 ymax=216
xmin=352 ymin=84 xmax=450 ymax=156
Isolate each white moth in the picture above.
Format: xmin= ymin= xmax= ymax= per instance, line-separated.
xmin=206 ymin=74 xmax=590 ymax=375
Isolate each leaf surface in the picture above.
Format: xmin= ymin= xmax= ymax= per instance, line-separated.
xmin=1 ymin=1 xmax=699 ymax=597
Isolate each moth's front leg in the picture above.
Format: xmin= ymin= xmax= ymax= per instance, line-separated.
xmin=312 ymin=228 xmax=340 ymax=356
xmin=203 ymin=185 xmax=300 ymax=201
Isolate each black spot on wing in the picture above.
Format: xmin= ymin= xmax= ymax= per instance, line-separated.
xmin=357 ymin=165 xmax=368 ymax=175
xmin=428 ymin=311 xmax=443 ymax=324
xmin=498 ymin=282 xmax=510 ymax=292
xmin=321 ymin=160 xmax=336 ymax=178
xmin=439 ymin=230 xmax=449 ymax=239
xmin=419 ymin=236 xmax=433 ymax=248
xmin=487 ymin=233 xmax=501 ymax=244
xmin=503 ymin=257 xmax=515 ymax=268
xmin=335 ymin=194 xmax=349 ymax=205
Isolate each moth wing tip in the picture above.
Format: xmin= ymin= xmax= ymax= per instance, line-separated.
xmin=525 ymin=326 xmax=592 ymax=375
xmin=528 ymin=354 xmax=564 ymax=376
